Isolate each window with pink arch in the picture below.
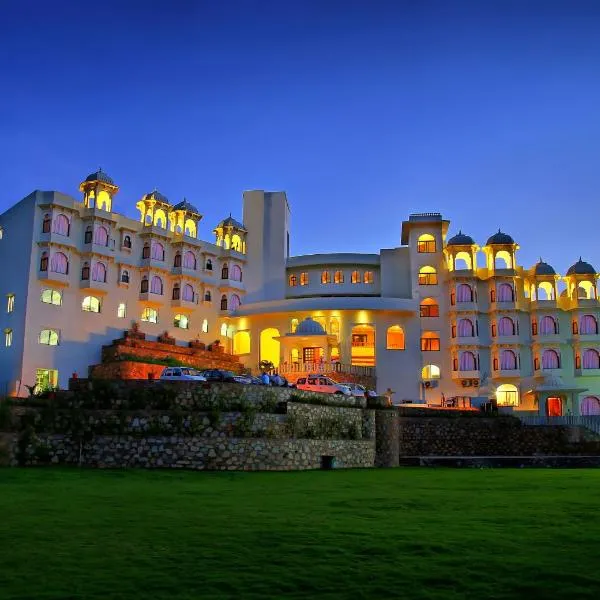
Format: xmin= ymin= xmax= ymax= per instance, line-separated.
xmin=457 ymin=318 xmax=474 ymax=337
xmin=459 ymin=351 xmax=476 ymax=371
xmin=183 ymin=251 xmax=196 ymax=270
xmin=92 ymin=262 xmax=107 ymax=282
xmin=50 ymin=252 xmax=68 ymax=274
xmin=541 ymin=349 xmax=560 ymax=369
xmin=498 ymin=316 xmax=515 ymax=336
xmin=230 ymin=265 xmax=242 ymax=281
xmin=456 ymin=283 xmax=473 ymax=303
xmin=500 ymin=350 xmax=517 ymax=370
xmin=230 ymin=294 xmax=241 ymax=310
xmin=582 ymin=349 xmax=600 ymax=370
xmin=53 ymin=214 xmax=70 ymax=236
xmin=150 ymin=276 xmax=163 ymax=295
xmin=182 ymin=284 xmax=194 ymax=302
xmin=539 ymin=315 xmax=557 ymax=335
xmin=497 ymin=283 xmax=514 ymax=302
xmin=580 ymin=314 xmax=598 ymax=335
xmin=581 ymin=396 xmax=600 ymax=415
xmin=93 ymin=225 xmax=109 ymax=246
xmin=151 ymin=241 xmax=165 ymax=261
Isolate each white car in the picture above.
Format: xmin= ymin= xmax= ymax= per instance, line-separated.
xmin=160 ymin=367 xmax=207 ymax=381
xmin=295 ymin=375 xmax=352 ymax=396
xmin=339 ymin=382 xmax=366 ymax=398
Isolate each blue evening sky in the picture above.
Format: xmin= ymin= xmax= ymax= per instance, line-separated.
xmin=1 ymin=0 xmax=599 ymax=272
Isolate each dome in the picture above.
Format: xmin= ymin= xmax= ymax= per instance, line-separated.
xmin=295 ymin=317 xmax=326 ymax=335
xmin=446 ymin=230 xmax=475 ymax=246
xmin=85 ymin=169 xmax=115 ymax=186
xmin=173 ymin=198 xmax=200 ymax=214
xmin=486 ymin=229 xmax=515 ymax=245
xmin=142 ymin=189 xmax=170 ymax=205
xmin=567 ymin=258 xmax=596 ymax=276
xmin=217 ymin=215 xmax=246 ymax=231
xmin=533 ymin=259 xmax=556 ymax=276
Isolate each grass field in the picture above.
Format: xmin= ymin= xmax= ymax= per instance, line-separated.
xmin=1 ymin=469 xmax=600 ymax=599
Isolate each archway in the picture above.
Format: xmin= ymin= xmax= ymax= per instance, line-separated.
xmin=351 ymin=324 xmax=375 ymax=366
xmin=581 ymin=396 xmax=600 ymax=416
xmin=496 ymin=383 xmax=519 ymax=407
xmin=546 ymin=396 xmax=563 ymax=417
xmin=260 ymin=328 xmax=280 ymax=368
xmin=233 ymin=331 xmax=250 ymax=355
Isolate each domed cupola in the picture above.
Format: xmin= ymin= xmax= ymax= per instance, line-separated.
xmin=173 ymin=198 xmax=200 ymax=214
xmin=294 ymin=317 xmax=326 ymax=336
xmin=446 ymin=230 xmax=475 ymax=246
xmin=567 ymin=258 xmax=596 ymax=276
xmin=80 ymin=167 xmax=119 ymax=212
xmin=486 ymin=229 xmax=515 ymax=246
xmin=533 ymin=259 xmax=556 ymax=276
xmin=444 ymin=230 xmax=478 ymax=273
xmin=171 ymin=198 xmax=202 ymax=238
xmin=142 ymin=189 xmax=171 ymax=205
xmin=483 ymin=229 xmax=519 ymax=272
xmin=214 ymin=213 xmax=247 ymax=254
xmin=136 ymin=188 xmax=173 ymax=230
xmin=565 ymin=258 xmax=598 ymax=304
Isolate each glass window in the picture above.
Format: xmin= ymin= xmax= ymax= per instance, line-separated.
xmin=300 ymin=272 xmax=309 ymax=286
xmin=420 ymin=332 xmax=440 ymax=351
xmin=141 ymin=307 xmax=158 ymax=323
xmin=363 ymin=271 xmax=374 ymax=284
xmin=202 ymin=319 xmax=209 ymax=333
xmin=82 ymin=296 xmax=100 ymax=313
xmin=39 ymin=329 xmax=59 ymax=346
xmin=421 ymin=364 xmax=440 ymax=379
xmin=418 ymin=266 xmax=437 ymax=285
xmin=174 ymin=314 xmax=189 ymax=329
xmin=117 ymin=303 xmax=127 ymax=318
xmin=321 ymin=271 xmax=331 ymax=284
xmin=417 ymin=234 xmax=436 ymax=253
xmin=386 ymin=326 xmax=405 ymax=350
xmin=419 ymin=298 xmax=439 ymax=317
xmin=351 ymin=271 xmax=360 ymax=284
xmin=35 ymin=368 xmax=58 ymax=393
xmin=334 ymin=271 xmax=344 ymax=284
xmin=289 ymin=274 xmax=298 ymax=287
xmin=41 ymin=289 xmax=62 ymax=306
xmin=6 ymin=294 xmax=14 ymax=313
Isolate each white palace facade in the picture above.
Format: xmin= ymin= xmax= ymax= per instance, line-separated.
xmin=1 ymin=170 xmax=600 ymax=416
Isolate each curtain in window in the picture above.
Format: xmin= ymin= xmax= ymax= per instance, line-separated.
xmin=183 ymin=251 xmax=196 ymax=269
xmin=150 ymin=276 xmax=163 ymax=294
xmin=539 ymin=316 xmax=556 ymax=335
xmin=151 ymin=241 xmax=164 ymax=260
xmin=459 ymin=351 xmax=476 ymax=371
xmin=230 ymin=294 xmax=241 ymax=310
xmin=580 ymin=315 xmax=598 ymax=334
xmin=50 ymin=252 xmax=68 ymax=274
xmin=581 ymin=396 xmax=600 ymax=415
xmin=542 ymin=349 xmax=560 ymax=369
xmin=92 ymin=262 xmax=106 ymax=282
xmin=582 ymin=349 xmax=600 ymax=369
xmin=93 ymin=226 xmax=109 ymax=246
xmin=230 ymin=265 xmax=242 ymax=281
xmin=500 ymin=350 xmax=517 ymax=370
xmin=457 ymin=318 xmax=474 ymax=337
xmin=498 ymin=317 xmax=515 ymax=336
xmin=456 ymin=284 xmax=473 ymax=303
xmin=182 ymin=284 xmax=194 ymax=301
xmin=53 ymin=214 xmax=69 ymax=235
xmin=497 ymin=283 xmax=514 ymax=302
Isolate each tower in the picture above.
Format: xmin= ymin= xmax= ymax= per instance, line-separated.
xmin=79 ymin=169 xmax=118 ymax=212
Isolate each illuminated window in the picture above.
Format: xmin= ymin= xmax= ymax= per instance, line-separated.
xmin=4 ymin=328 xmax=12 ymax=347
xmin=321 ymin=271 xmax=331 ymax=284
xmin=496 ymin=383 xmax=519 ymax=407
xmin=41 ymin=289 xmax=62 ymax=306
xmin=291 ymin=318 xmax=299 ymax=333
xmin=420 ymin=331 xmax=440 ymax=351
xmin=82 ymin=296 xmax=100 ymax=313
xmin=386 ymin=325 xmax=405 ymax=350
xmin=220 ymin=323 xmax=228 ymax=336
xmin=420 ymin=298 xmax=439 ymax=317
xmin=141 ymin=307 xmax=158 ymax=323
xmin=334 ymin=271 xmax=344 ymax=284
xmin=417 ymin=234 xmax=436 ymax=253
xmin=351 ymin=271 xmax=360 ymax=284
xmin=6 ymin=294 xmax=14 ymax=313
xmin=202 ymin=319 xmax=209 ymax=333
xmin=174 ymin=314 xmax=189 ymax=329
xmin=364 ymin=271 xmax=374 ymax=284
xmin=39 ymin=329 xmax=59 ymax=346
xmin=418 ymin=266 xmax=437 ymax=285
xmin=117 ymin=303 xmax=127 ymax=318
xmin=289 ymin=274 xmax=298 ymax=287
xmin=300 ymin=272 xmax=309 ymax=286
xmin=233 ymin=331 xmax=250 ymax=355
xmin=421 ymin=364 xmax=440 ymax=379
xmin=34 ymin=368 xmax=58 ymax=393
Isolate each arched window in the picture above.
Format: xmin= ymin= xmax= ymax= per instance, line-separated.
xmin=150 ymin=276 xmax=163 ymax=295
xmin=289 ymin=274 xmax=298 ymax=287
xmin=39 ymin=329 xmax=59 ymax=346
xmin=93 ymin=225 xmax=109 ymax=246
xmin=220 ymin=295 xmax=228 ymax=311
xmin=418 ymin=266 xmax=437 ymax=285
xmin=182 ymin=284 xmax=194 ymax=302
xmin=202 ymin=319 xmax=209 ymax=333
xmin=204 ymin=290 xmax=212 ymax=302
xmin=141 ymin=307 xmax=158 ymax=323
xmin=421 ymin=331 xmax=440 ymax=351
xmin=84 ymin=225 xmax=93 ymax=244
xmin=174 ymin=252 xmax=182 ymax=268
xmin=420 ymin=297 xmax=439 ymax=317
xmin=53 ymin=214 xmax=70 ymax=236
xmin=456 ymin=283 xmax=473 ymax=303
xmin=41 ymin=289 xmax=62 ymax=305
xmin=330 ymin=317 xmax=340 ymax=338
xmin=453 ymin=251 xmax=472 ymax=271
xmin=496 ymin=383 xmax=519 ymax=407
xmin=174 ymin=314 xmax=189 ymax=329
xmin=321 ymin=271 xmax=331 ymax=284
xmin=231 ymin=233 xmax=243 ymax=252
xmin=580 ymin=315 xmax=598 ymax=335
xmin=364 ymin=271 xmax=374 ymax=284
xmin=541 ymin=349 xmax=560 ymax=369
xmin=82 ymin=296 xmax=100 ymax=313
xmin=121 ymin=270 xmax=129 ymax=284
xmin=81 ymin=262 xmax=90 ymax=280
xmin=386 ymin=325 xmax=405 ymax=350
xmin=459 ymin=351 xmax=477 ymax=371
xmin=494 ymin=250 xmax=513 ymax=269
xmin=142 ymin=243 xmax=150 ymax=259
xmin=536 ymin=281 xmax=554 ymax=301
xmin=539 ymin=315 xmax=558 ymax=335
xmin=497 ymin=316 xmax=515 ymax=336
xmin=581 ymin=396 xmax=600 ymax=415
xmin=417 ymin=233 xmax=436 ymax=253
xmin=221 ymin=264 xmax=229 ymax=279
xmin=500 ymin=350 xmax=517 ymax=370
xmin=577 ymin=281 xmax=595 ymax=300
xmin=497 ymin=283 xmax=514 ymax=302
xmin=351 ymin=270 xmax=360 ymax=284
xmin=40 ymin=252 xmax=48 ymax=272
xmin=334 ymin=271 xmax=344 ymax=284
xmin=50 ymin=252 xmax=68 ymax=274
xmin=151 ymin=241 xmax=165 ymax=261
xmin=123 ymin=235 xmax=132 ymax=249
xmin=92 ymin=262 xmax=106 ymax=283
xmin=140 ymin=276 xmax=149 ymax=293
xmin=457 ymin=318 xmax=474 ymax=337
xmin=233 ymin=331 xmax=250 ymax=355
xmin=291 ymin=318 xmax=299 ymax=333
xmin=421 ymin=364 xmax=440 ymax=379
xmin=582 ymin=349 xmax=600 ymax=370
xmin=117 ymin=303 xmax=127 ymax=318
xmin=172 ymin=284 xmax=180 ymax=300
xmin=183 ymin=251 xmax=197 ymax=270
xmin=42 ymin=213 xmax=51 ymax=233
xmin=300 ymin=272 xmax=309 ymax=286
xmin=230 ymin=265 xmax=242 ymax=281
xmin=230 ymin=294 xmax=241 ymax=310
xmin=4 ymin=328 xmax=12 ymax=347
xmin=205 ymin=258 xmax=212 ymax=271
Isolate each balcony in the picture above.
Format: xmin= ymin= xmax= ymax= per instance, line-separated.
xmin=534 ymin=367 xmax=563 ymax=378
xmin=82 ymin=207 xmax=117 ymax=222
xmin=492 ymin=335 xmax=521 ymax=345
xmin=171 ymin=265 xmax=201 ymax=278
xmin=451 ymin=335 xmax=480 ymax=346
xmin=38 ymin=231 xmax=76 ymax=248
xmin=575 ymin=368 xmax=600 ymax=377
xmin=491 ymin=300 xmax=518 ymax=311
xmin=219 ymin=278 xmax=245 ymax=291
xmin=171 ymin=297 xmax=198 ymax=310
xmin=451 ymin=369 xmax=480 ymax=380
xmin=81 ymin=241 xmax=115 ymax=258
xmin=140 ymin=257 xmax=168 ymax=270
xmin=79 ymin=278 xmax=109 ymax=294
xmin=139 ymin=291 xmax=165 ymax=304
xmin=573 ymin=331 xmax=600 ymax=343
xmin=449 ymin=301 xmax=478 ymax=312
xmin=492 ymin=368 xmax=521 ymax=379
xmin=530 ymin=299 xmax=558 ymax=311
xmin=38 ymin=270 xmax=69 ymax=286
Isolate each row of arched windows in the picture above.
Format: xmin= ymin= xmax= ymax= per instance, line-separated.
xmin=289 ymin=270 xmax=375 ymax=287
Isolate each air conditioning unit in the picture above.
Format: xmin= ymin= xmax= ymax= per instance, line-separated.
xmin=424 ymin=381 xmax=432 ymax=388
xmin=462 ymin=379 xmax=470 ymax=387
xmin=473 ymin=379 xmax=480 ymax=387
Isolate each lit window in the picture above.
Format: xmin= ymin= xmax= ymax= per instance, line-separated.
xmin=174 ymin=314 xmax=189 ymax=329
xmin=291 ymin=318 xmax=299 ymax=333
xmin=39 ymin=329 xmax=59 ymax=346
xmin=41 ymin=289 xmax=62 ymax=306
xmin=233 ymin=331 xmax=250 ymax=355
xmin=364 ymin=271 xmax=374 ymax=284
xmin=386 ymin=326 xmax=405 ymax=350
xmin=421 ymin=364 xmax=440 ymax=379
xmin=4 ymin=328 xmax=12 ymax=347
xmin=334 ymin=271 xmax=344 ymax=284
xmin=300 ymin=272 xmax=309 ymax=286
xmin=417 ymin=234 xmax=436 ymax=253
xmin=420 ymin=298 xmax=439 ymax=317
xmin=420 ymin=332 xmax=440 ymax=351
xmin=496 ymin=383 xmax=519 ymax=407
xmin=418 ymin=266 xmax=437 ymax=285
xmin=117 ymin=303 xmax=127 ymax=318
xmin=0 ymin=226 xmax=3 ymax=239
xmin=289 ymin=274 xmax=298 ymax=287
xmin=321 ymin=271 xmax=331 ymax=284
xmin=35 ymin=368 xmax=58 ymax=393
xmin=82 ymin=296 xmax=100 ymax=313
xmin=351 ymin=271 xmax=360 ymax=284
xmin=141 ymin=307 xmax=158 ymax=323
xmin=7 ymin=294 xmax=14 ymax=313
xmin=202 ymin=319 xmax=209 ymax=333
xmin=220 ymin=323 xmax=228 ymax=336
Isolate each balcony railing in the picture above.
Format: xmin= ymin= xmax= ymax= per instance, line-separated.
xmin=278 ymin=361 xmax=376 ymax=378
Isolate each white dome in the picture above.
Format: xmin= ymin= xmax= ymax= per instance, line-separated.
xmin=295 ymin=317 xmax=326 ymax=335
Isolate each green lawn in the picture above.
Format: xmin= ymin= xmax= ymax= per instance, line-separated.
xmin=1 ymin=469 xmax=600 ymax=599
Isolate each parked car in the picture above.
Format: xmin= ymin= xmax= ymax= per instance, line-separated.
xmin=233 ymin=374 xmax=254 ymax=384
xmin=160 ymin=367 xmax=207 ymax=381
xmin=202 ymin=369 xmax=237 ymax=382
xmin=295 ymin=375 xmax=352 ymax=396
xmin=339 ymin=382 xmax=366 ymax=398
